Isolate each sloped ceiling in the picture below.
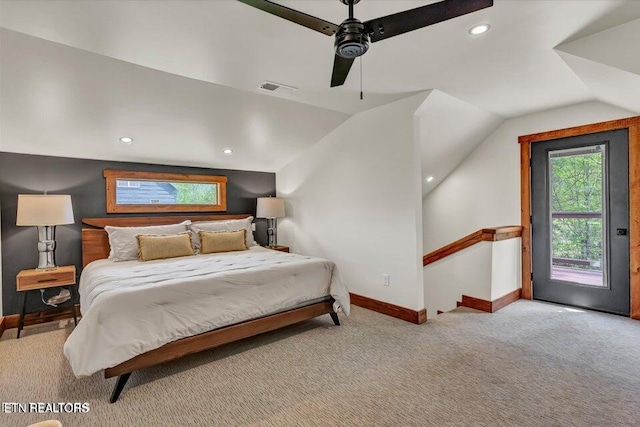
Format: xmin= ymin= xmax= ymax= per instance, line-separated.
xmin=418 ymin=2 xmax=640 ymax=196
xmin=0 ymin=0 xmax=627 ymax=117
xmin=416 ymin=90 xmax=503 ymax=195
xmin=555 ymin=15 xmax=640 ymax=113
xmin=0 ymin=29 xmax=349 ymax=172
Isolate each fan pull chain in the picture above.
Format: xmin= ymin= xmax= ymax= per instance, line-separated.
xmin=359 ymin=57 xmax=363 ymax=100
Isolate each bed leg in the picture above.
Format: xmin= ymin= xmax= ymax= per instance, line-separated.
xmin=329 ymin=312 xmax=340 ymax=326
xmin=110 ymin=372 xmax=132 ymax=403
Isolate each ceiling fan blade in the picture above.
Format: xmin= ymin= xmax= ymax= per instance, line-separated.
xmin=331 ymin=54 xmax=355 ymax=87
xmin=236 ymin=0 xmax=340 ymax=36
xmin=364 ymin=0 xmax=493 ymax=43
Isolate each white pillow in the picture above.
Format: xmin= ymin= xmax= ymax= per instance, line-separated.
xmin=188 ymin=217 xmax=256 ymax=250
xmin=105 ymin=220 xmax=191 ymax=262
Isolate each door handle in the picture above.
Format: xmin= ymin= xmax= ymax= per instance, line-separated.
xmin=617 ymin=228 xmax=628 ymax=236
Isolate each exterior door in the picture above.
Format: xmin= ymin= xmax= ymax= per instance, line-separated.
xmin=531 ymin=129 xmax=630 ymax=315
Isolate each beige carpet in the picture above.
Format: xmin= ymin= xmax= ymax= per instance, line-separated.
xmin=1 ymin=300 xmax=639 ymax=427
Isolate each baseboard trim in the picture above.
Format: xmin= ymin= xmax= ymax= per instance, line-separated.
xmin=3 ymin=304 xmax=80 ymax=330
xmin=460 ymin=289 xmax=522 ymax=313
xmin=460 ymin=295 xmax=492 ymax=312
xmin=492 ymin=288 xmax=523 ymax=312
xmin=349 ymin=293 xmax=427 ymax=324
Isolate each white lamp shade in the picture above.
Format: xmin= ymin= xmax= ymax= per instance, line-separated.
xmin=16 ymin=194 xmax=75 ymax=226
xmin=256 ymin=197 xmax=285 ymax=218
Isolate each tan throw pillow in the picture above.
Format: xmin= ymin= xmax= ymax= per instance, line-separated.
xmin=136 ymin=233 xmax=194 ymax=262
xmin=199 ymin=229 xmax=248 ymax=254
xmin=188 ymin=216 xmax=256 ymax=250
xmin=106 ymin=220 xmax=191 ymax=261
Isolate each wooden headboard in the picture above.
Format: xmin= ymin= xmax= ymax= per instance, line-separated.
xmin=81 ymin=215 xmax=252 ymax=267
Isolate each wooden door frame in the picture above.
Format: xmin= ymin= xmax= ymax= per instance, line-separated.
xmin=519 ymin=116 xmax=640 ymax=320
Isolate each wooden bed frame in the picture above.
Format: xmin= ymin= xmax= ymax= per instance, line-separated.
xmin=80 ymin=215 xmax=340 ymax=403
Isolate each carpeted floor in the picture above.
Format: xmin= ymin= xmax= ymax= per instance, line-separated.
xmin=1 ymin=300 xmax=639 ymax=427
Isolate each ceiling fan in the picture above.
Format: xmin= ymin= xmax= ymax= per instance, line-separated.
xmin=237 ymin=0 xmax=493 ymax=87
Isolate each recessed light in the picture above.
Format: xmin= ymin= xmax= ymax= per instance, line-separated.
xmin=468 ymin=23 xmax=490 ymax=36
xmin=223 ymin=149 xmax=233 ymax=155
xmin=426 ymin=176 xmax=435 ymax=183
xmin=119 ymin=137 xmax=133 ymax=144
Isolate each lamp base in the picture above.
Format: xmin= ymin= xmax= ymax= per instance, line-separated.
xmin=267 ymin=218 xmax=278 ymax=247
xmin=36 ymin=225 xmax=58 ymax=270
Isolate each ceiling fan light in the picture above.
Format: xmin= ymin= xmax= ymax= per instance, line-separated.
xmin=336 ymin=41 xmax=368 ymax=58
xmin=469 ymin=23 xmax=490 ymax=36
xmin=335 ymin=19 xmax=369 ymax=59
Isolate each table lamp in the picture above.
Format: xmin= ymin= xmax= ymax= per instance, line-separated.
xmin=256 ymin=197 xmax=285 ymax=247
xmin=16 ymin=194 xmax=75 ymax=270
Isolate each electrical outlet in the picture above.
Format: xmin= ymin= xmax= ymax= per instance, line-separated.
xmin=383 ymin=274 xmax=390 ymax=287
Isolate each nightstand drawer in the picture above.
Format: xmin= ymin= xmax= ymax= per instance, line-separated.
xmin=17 ymin=266 xmax=76 ymax=291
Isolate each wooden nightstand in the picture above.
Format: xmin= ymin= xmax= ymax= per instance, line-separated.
xmin=266 ymin=245 xmax=290 ymax=253
xmin=16 ymin=265 xmax=77 ymax=339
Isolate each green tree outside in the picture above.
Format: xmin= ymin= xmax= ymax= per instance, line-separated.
xmin=173 ymin=183 xmax=218 ymax=204
xmin=550 ymin=149 xmax=604 ymax=271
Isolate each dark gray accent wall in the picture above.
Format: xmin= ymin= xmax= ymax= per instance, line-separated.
xmin=0 ymin=152 xmax=276 ymax=315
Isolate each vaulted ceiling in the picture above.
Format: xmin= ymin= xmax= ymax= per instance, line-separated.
xmin=556 ymin=15 xmax=640 ymax=114
xmin=3 ymin=0 xmax=638 ymax=117
xmin=1 ymin=0 xmax=639 ymax=175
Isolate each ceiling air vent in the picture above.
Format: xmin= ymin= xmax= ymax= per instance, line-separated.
xmin=257 ymin=81 xmax=298 ymax=95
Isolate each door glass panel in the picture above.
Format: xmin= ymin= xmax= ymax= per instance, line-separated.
xmin=548 ymin=145 xmax=607 ymax=287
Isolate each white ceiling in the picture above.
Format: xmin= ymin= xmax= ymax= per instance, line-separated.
xmin=555 ymin=16 xmax=640 ymax=114
xmin=556 ymin=51 xmax=640 ymax=116
xmin=416 ymin=90 xmax=503 ymax=195
xmin=557 ymin=16 xmax=640 ymax=76
xmin=1 ymin=0 xmax=639 ymax=181
xmin=416 ymin=2 xmax=640 ymax=196
xmin=0 ymin=29 xmax=348 ymax=172
xmin=1 ymin=0 xmax=635 ymax=117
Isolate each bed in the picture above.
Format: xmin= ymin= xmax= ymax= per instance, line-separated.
xmin=63 ymin=215 xmax=350 ymax=403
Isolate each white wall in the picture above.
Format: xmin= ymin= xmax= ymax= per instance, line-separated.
xmin=490 ymin=238 xmax=521 ymax=301
xmin=423 ymin=238 xmax=521 ymax=318
xmin=423 ymin=242 xmax=492 ymax=317
xmin=422 ymin=101 xmax=636 ymax=313
xmin=277 ymin=93 xmax=428 ymax=311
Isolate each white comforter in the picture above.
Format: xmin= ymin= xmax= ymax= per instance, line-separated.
xmin=63 ymin=247 xmax=350 ymax=377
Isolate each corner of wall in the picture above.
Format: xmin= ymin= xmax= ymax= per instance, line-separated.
xmin=276 ymin=92 xmax=432 ymax=312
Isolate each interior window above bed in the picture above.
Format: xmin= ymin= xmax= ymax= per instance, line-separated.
xmin=104 ymin=170 xmax=227 ymax=213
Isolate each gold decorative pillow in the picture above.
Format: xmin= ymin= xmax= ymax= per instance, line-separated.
xmin=199 ymin=229 xmax=248 ymax=254
xmin=136 ymin=233 xmax=194 ymax=261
